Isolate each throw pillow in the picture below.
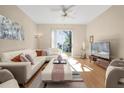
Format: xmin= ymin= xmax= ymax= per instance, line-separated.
xmin=20 ymin=54 xmax=30 ymax=62
xmin=11 ymin=54 xmax=21 ymax=62
xmin=25 ymin=54 xmax=34 ymax=65
xmin=36 ymin=50 xmax=42 ymax=56
xmin=42 ymin=50 xmax=47 ymax=56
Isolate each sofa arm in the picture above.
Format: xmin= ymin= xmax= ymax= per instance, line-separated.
xmin=0 ymin=68 xmax=14 ymax=83
xmin=0 ymin=62 xmax=32 ymax=84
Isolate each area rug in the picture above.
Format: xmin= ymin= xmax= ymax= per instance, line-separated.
xmin=40 ymin=74 xmax=87 ymax=88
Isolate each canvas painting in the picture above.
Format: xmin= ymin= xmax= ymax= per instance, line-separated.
xmin=0 ymin=15 xmax=24 ymax=40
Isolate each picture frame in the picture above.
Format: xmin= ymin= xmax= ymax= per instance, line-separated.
xmin=0 ymin=15 xmax=24 ymax=40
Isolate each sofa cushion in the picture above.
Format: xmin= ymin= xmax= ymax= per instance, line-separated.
xmin=11 ymin=54 xmax=21 ymax=62
xmin=45 ymin=55 xmax=58 ymax=61
xmin=47 ymin=48 xmax=61 ymax=56
xmin=24 ymin=49 xmax=37 ymax=59
xmin=31 ymin=56 xmax=46 ymax=77
xmin=20 ymin=54 xmax=30 ymax=62
xmin=36 ymin=50 xmax=42 ymax=56
xmin=25 ymin=54 xmax=34 ymax=65
xmin=1 ymin=50 xmax=25 ymax=62
xmin=31 ymin=61 xmax=43 ymax=77
xmin=42 ymin=50 xmax=47 ymax=56
xmin=34 ymin=56 xmax=46 ymax=63
xmin=1 ymin=49 xmax=37 ymax=62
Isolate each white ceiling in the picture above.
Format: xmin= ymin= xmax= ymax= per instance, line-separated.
xmin=18 ymin=5 xmax=111 ymax=24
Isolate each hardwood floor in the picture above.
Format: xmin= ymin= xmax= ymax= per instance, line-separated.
xmin=77 ymin=58 xmax=106 ymax=88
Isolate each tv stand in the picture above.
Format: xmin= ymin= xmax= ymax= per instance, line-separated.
xmin=89 ymin=55 xmax=110 ymax=69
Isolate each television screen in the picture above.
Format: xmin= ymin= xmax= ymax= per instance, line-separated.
xmin=91 ymin=42 xmax=110 ymax=59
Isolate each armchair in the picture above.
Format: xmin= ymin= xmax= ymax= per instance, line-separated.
xmin=0 ymin=67 xmax=19 ymax=88
xmin=105 ymin=59 xmax=124 ymax=88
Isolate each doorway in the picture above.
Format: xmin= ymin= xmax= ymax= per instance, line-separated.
xmin=52 ymin=30 xmax=72 ymax=56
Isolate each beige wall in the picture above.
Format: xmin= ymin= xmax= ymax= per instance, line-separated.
xmin=87 ymin=6 xmax=124 ymax=58
xmin=0 ymin=5 xmax=37 ymax=53
xmin=2 ymin=5 xmax=124 ymax=59
xmin=37 ymin=24 xmax=86 ymax=57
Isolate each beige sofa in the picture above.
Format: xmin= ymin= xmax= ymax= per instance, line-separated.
xmin=0 ymin=48 xmax=62 ymax=86
xmin=0 ymin=49 xmax=46 ymax=84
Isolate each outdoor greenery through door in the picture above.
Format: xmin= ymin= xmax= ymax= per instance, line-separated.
xmin=52 ymin=30 xmax=72 ymax=56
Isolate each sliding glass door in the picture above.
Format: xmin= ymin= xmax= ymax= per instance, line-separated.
xmin=52 ymin=30 xmax=72 ymax=56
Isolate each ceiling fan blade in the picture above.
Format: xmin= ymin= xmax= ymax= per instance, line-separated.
xmin=60 ymin=5 xmax=75 ymax=12
xmin=60 ymin=14 xmax=75 ymax=19
xmin=66 ymin=9 xmax=73 ymax=13
xmin=66 ymin=5 xmax=75 ymax=11
xmin=51 ymin=8 xmax=62 ymax=11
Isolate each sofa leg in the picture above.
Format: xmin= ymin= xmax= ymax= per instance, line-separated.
xmin=19 ymin=84 xmax=25 ymax=88
xmin=43 ymin=82 xmax=47 ymax=88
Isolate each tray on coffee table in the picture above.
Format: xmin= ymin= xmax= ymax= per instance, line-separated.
xmin=53 ymin=59 xmax=67 ymax=64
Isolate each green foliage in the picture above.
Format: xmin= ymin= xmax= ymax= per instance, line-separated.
xmin=63 ymin=31 xmax=72 ymax=52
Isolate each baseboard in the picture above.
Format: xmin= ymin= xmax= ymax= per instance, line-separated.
xmin=72 ymin=56 xmax=81 ymax=58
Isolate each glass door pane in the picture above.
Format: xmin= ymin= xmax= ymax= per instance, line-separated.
xmin=52 ymin=30 xmax=72 ymax=56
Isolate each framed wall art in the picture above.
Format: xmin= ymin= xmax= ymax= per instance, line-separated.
xmin=0 ymin=15 xmax=24 ymax=40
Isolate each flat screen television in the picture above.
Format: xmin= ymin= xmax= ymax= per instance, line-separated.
xmin=91 ymin=42 xmax=110 ymax=59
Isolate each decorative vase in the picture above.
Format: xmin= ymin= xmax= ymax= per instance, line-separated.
xmin=57 ymin=55 xmax=62 ymax=63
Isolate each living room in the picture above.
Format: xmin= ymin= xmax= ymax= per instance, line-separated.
xmin=0 ymin=4 xmax=124 ymax=89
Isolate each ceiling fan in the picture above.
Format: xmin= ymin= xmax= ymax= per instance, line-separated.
xmin=51 ymin=5 xmax=75 ymax=18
